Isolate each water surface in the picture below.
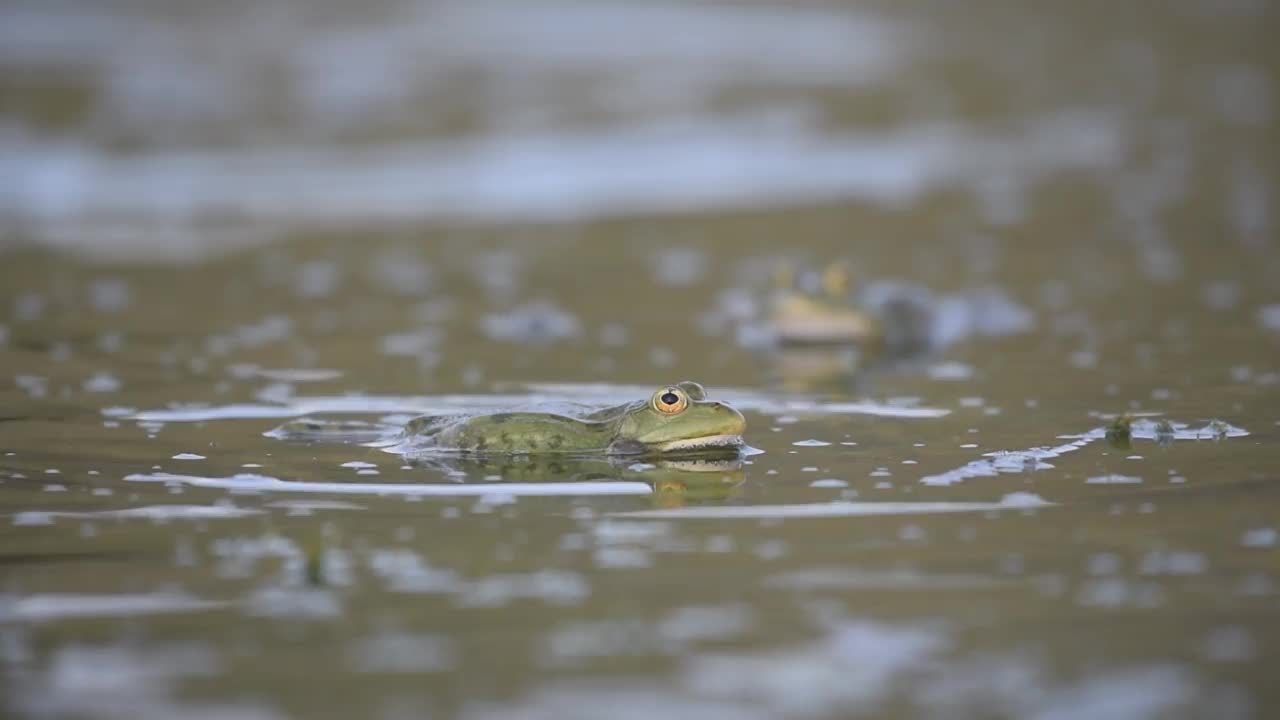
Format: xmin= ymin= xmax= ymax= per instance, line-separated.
xmin=2 ymin=1 xmax=1278 ymax=718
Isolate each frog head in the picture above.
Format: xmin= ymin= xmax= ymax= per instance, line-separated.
xmin=615 ymin=382 xmax=746 ymax=453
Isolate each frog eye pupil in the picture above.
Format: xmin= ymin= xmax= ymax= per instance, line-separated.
xmin=661 ymin=392 xmax=679 ymax=406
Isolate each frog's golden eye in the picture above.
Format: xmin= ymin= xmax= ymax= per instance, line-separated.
xmin=653 ymin=387 xmax=688 ymax=414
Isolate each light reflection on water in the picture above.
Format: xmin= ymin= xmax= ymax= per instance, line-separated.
xmin=2 ymin=113 xmax=1122 ymax=233
xmin=0 ymin=1 xmax=1129 ymax=259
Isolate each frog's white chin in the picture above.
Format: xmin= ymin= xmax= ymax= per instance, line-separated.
xmin=655 ymin=434 xmax=743 ymax=452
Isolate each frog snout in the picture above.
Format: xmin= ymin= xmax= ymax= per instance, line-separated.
xmin=715 ymin=402 xmax=747 ymax=433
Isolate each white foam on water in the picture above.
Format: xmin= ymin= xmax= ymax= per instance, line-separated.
xmin=1087 ymin=474 xmax=1144 ymax=485
xmin=12 ymin=505 xmax=263 ymax=523
xmin=0 ymin=592 xmax=225 ymax=622
xmin=612 ymin=493 xmax=1050 ymax=519
xmin=920 ymin=419 xmax=1250 ymax=486
xmin=764 ymin=568 xmax=1008 ymax=591
xmin=125 ymin=472 xmax=653 ymax=497
xmin=263 ymin=499 xmax=366 ymax=512
xmin=243 ymin=367 xmax=343 ymax=382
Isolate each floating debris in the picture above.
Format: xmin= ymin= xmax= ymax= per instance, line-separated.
xmin=921 ymin=419 xmax=1249 ymax=486
xmin=1105 ymin=415 xmax=1134 ymax=449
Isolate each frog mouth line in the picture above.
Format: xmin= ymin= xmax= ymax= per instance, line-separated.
xmin=655 ymin=434 xmax=744 ymax=452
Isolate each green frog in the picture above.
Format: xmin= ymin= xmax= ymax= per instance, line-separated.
xmin=401 ymin=381 xmax=745 ymax=456
xmin=274 ymin=381 xmax=747 ymax=457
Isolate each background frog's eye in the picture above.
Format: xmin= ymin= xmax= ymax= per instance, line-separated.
xmin=654 ymin=388 xmax=687 ymax=414
xmin=822 ymin=263 xmax=850 ymax=297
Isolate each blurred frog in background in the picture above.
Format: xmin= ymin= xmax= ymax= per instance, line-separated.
xmin=767 ymin=261 xmax=937 ymax=354
xmin=766 ymin=262 xmax=881 ymax=345
xmin=756 ymin=259 xmax=1033 ymax=392
xmin=760 ymin=261 xmax=938 ymax=392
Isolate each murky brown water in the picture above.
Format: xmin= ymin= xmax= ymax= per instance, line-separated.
xmin=2 ymin=1 xmax=1279 ymax=718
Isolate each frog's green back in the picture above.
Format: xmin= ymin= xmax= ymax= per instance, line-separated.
xmin=428 ymin=412 xmax=618 ymax=454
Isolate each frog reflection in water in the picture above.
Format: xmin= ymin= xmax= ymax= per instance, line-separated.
xmin=409 ymin=452 xmax=746 ymax=508
xmin=401 ymin=381 xmax=745 ymax=456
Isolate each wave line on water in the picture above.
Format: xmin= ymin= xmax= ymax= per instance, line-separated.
xmin=612 ymin=492 xmax=1050 ymax=519
xmin=0 ymin=592 xmax=226 ymax=622
xmin=124 ymin=472 xmax=653 ymax=497
xmin=11 ymin=505 xmax=264 ymax=525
